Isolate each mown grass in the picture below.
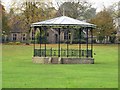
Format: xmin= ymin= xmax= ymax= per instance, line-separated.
xmin=2 ymin=44 xmax=118 ymax=88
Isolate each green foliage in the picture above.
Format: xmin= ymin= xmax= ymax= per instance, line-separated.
xmin=90 ymin=9 xmax=116 ymax=43
xmin=34 ymin=28 xmax=48 ymax=44
xmin=98 ymin=35 xmax=105 ymax=43
xmin=8 ymin=1 xmax=57 ymax=43
xmin=2 ymin=45 xmax=118 ymax=88
xmin=109 ymin=34 xmax=116 ymax=43
xmin=29 ymin=40 xmax=36 ymax=44
xmin=71 ymin=39 xmax=86 ymax=44
xmin=6 ymin=42 xmax=22 ymax=45
xmin=15 ymin=42 xmax=21 ymax=45
xmin=57 ymin=2 xmax=96 ymax=20
xmin=7 ymin=42 xmax=13 ymax=45
xmin=1 ymin=4 xmax=10 ymax=35
xmin=57 ymin=1 xmax=96 ymax=44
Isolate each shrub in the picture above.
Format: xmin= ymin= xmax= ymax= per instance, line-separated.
xmin=15 ymin=42 xmax=21 ymax=45
xmin=9 ymin=42 xmax=13 ymax=44
xmin=5 ymin=42 xmax=21 ymax=45
xmin=30 ymin=40 xmax=38 ymax=44
xmin=6 ymin=42 xmax=14 ymax=45
xmin=72 ymin=39 xmax=86 ymax=44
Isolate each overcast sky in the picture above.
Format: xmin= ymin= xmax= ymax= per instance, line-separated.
xmin=1 ymin=0 xmax=120 ymax=12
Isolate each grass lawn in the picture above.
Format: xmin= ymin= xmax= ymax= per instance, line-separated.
xmin=2 ymin=44 xmax=118 ymax=88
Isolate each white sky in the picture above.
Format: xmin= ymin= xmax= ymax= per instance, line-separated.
xmin=1 ymin=0 xmax=120 ymax=12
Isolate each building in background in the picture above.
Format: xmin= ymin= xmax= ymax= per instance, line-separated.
xmin=8 ymin=22 xmax=27 ymax=43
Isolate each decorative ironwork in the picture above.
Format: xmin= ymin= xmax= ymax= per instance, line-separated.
xmin=33 ymin=26 xmax=94 ymax=59
xmin=34 ymin=49 xmax=92 ymax=58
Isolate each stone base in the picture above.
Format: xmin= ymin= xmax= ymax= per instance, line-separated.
xmin=32 ymin=57 xmax=94 ymax=64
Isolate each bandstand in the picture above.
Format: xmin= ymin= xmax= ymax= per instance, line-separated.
xmin=31 ymin=16 xmax=96 ymax=64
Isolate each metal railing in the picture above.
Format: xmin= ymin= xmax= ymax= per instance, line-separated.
xmin=34 ymin=48 xmax=92 ymax=58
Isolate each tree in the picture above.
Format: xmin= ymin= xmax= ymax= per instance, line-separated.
xmin=57 ymin=1 xmax=96 ymax=20
xmin=8 ymin=1 xmax=57 ymax=43
xmin=104 ymin=1 xmax=120 ymax=43
xmin=22 ymin=1 xmax=57 ymax=44
xmin=1 ymin=3 xmax=9 ymax=35
xmin=57 ymin=1 xmax=96 ymax=44
xmin=0 ymin=3 xmax=10 ymax=42
xmin=90 ymin=9 xmax=116 ymax=43
xmin=107 ymin=1 xmax=120 ymax=18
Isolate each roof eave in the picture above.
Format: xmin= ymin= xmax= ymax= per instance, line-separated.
xmin=31 ymin=24 xmax=96 ymax=28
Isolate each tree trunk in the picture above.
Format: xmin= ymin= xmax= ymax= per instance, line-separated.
xmin=25 ymin=27 xmax=30 ymax=45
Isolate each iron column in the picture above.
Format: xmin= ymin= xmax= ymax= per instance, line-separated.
xmin=67 ymin=27 xmax=69 ymax=57
xmin=79 ymin=27 xmax=82 ymax=58
xmin=39 ymin=27 xmax=42 ymax=57
xmin=91 ymin=28 xmax=93 ymax=58
xmin=33 ymin=27 xmax=36 ymax=56
xmin=44 ymin=27 xmax=47 ymax=57
xmin=86 ymin=28 xmax=88 ymax=58
xmin=58 ymin=28 xmax=60 ymax=57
